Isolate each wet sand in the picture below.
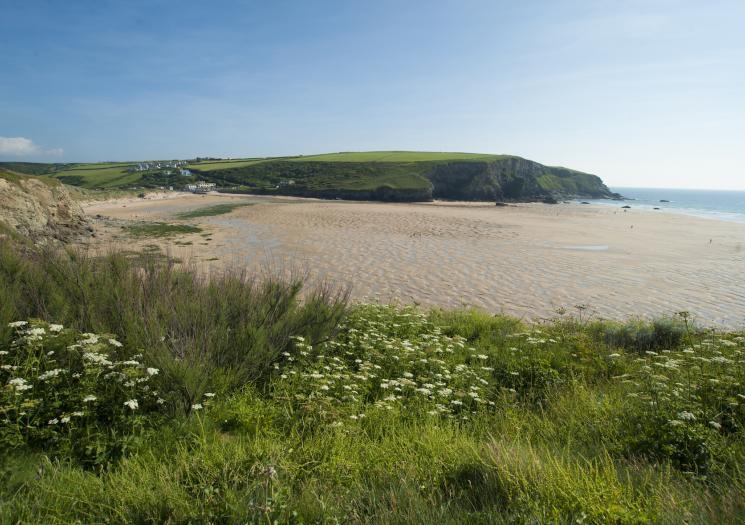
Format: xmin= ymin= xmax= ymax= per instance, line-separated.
xmin=83 ymin=192 xmax=745 ymax=328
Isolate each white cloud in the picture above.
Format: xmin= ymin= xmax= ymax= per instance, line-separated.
xmin=0 ymin=136 xmax=63 ymax=157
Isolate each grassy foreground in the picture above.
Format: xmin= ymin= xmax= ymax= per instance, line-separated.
xmin=1 ymin=244 xmax=744 ymax=524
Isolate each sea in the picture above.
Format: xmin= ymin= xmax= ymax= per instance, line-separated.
xmin=580 ymin=187 xmax=745 ymax=224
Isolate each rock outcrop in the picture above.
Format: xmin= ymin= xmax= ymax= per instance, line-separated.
xmin=0 ymin=170 xmax=91 ymax=243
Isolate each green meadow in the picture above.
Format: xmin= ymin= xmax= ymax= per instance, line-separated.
xmin=288 ymin=151 xmax=507 ymax=163
xmin=186 ymin=158 xmax=270 ymax=171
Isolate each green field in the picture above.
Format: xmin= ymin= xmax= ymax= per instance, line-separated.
xmin=186 ymin=158 xmax=269 ymax=171
xmin=289 ymin=151 xmax=507 ymax=162
xmin=54 ymin=165 xmax=141 ymax=188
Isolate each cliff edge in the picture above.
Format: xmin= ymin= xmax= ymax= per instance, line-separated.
xmin=0 ymin=169 xmax=92 ymax=243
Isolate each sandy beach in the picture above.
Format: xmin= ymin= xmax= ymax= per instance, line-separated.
xmin=82 ymin=192 xmax=745 ymax=328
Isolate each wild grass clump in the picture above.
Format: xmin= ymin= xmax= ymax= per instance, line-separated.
xmin=596 ymin=317 xmax=688 ymax=353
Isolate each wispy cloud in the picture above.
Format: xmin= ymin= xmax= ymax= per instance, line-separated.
xmin=0 ymin=136 xmax=63 ymax=158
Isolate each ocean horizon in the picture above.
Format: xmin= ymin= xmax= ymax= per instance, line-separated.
xmin=582 ymin=187 xmax=745 ymax=224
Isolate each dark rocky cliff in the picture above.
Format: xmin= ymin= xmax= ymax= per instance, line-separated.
xmin=424 ymin=158 xmax=619 ymax=202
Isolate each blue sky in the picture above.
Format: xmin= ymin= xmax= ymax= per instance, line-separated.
xmin=1 ymin=0 xmax=744 ymax=189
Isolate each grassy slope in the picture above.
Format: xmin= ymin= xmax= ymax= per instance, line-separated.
xmin=0 ymin=167 xmax=61 ymax=188
xmin=195 ymin=159 xmax=434 ymax=195
xmin=52 ymin=163 xmax=141 ymax=188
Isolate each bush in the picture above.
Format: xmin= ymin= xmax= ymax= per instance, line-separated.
xmin=0 ymin=321 xmax=169 ymax=468
xmin=617 ymin=334 xmax=745 ymax=476
xmin=598 ymin=317 xmax=688 ymax=353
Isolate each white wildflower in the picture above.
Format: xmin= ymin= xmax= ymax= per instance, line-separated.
xmin=38 ymin=368 xmax=64 ymax=381
xmin=677 ymin=411 xmax=696 ymax=421
xmin=8 ymin=321 xmax=28 ymax=328
xmin=124 ymin=399 xmax=139 ymax=410
xmin=83 ymin=395 xmax=97 ymax=402
xmin=191 ymin=403 xmax=203 ymax=410
xmin=8 ymin=377 xmax=32 ymax=392
xmin=146 ymin=367 xmax=159 ymax=376
xmin=49 ymin=324 xmax=63 ymax=332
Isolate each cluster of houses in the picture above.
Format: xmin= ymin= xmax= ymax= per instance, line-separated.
xmin=186 ymin=181 xmax=217 ymax=194
xmin=128 ymin=160 xmax=189 ymax=173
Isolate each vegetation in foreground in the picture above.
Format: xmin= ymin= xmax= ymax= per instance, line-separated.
xmin=176 ymin=202 xmax=255 ymax=219
xmin=123 ymin=222 xmax=202 ymax=238
xmin=1 ymin=243 xmax=744 ymax=524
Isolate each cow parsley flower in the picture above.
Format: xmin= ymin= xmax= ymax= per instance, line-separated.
xmin=8 ymin=378 xmax=32 ymax=392
xmin=38 ymin=369 xmax=64 ymax=381
xmin=677 ymin=411 xmax=696 ymax=421
xmin=124 ymin=399 xmax=139 ymax=410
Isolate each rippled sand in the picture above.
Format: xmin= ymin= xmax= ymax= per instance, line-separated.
xmin=84 ymin=193 xmax=745 ymax=328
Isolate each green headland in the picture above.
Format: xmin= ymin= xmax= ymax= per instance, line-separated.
xmin=0 ymin=151 xmax=620 ymax=202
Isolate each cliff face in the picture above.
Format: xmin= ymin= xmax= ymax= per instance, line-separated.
xmin=0 ymin=170 xmax=92 ymax=243
xmin=424 ymin=158 xmax=618 ymax=202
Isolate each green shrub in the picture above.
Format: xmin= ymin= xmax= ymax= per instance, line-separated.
xmin=599 ymin=317 xmax=688 ymax=353
xmin=617 ymin=334 xmax=745 ymax=476
xmin=0 ymin=321 xmax=168 ymax=468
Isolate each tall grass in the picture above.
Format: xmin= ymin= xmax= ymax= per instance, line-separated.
xmin=0 ymin=242 xmax=348 ymax=407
